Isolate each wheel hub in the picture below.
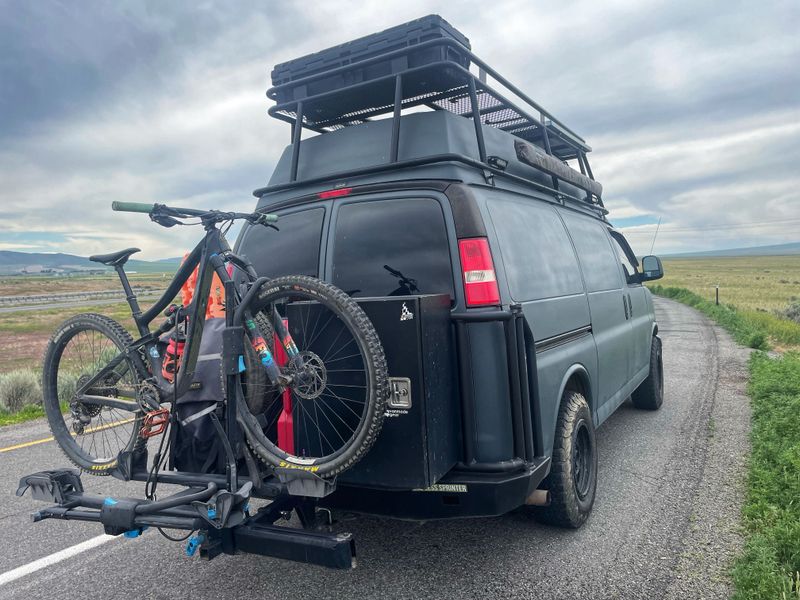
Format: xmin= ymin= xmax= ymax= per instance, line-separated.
xmin=288 ymin=351 xmax=327 ymax=400
xmin=73 ymin=374 xmax=102 ymax=418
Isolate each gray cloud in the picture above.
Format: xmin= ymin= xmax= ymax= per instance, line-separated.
xmin=1 ymin=0 xmax=798 ymax=258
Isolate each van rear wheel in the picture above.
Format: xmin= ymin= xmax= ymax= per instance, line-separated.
xmin=631 ymin=335 xmax=663 ymax=410
xmin=531 ymin=391 xmax=597 ymax=528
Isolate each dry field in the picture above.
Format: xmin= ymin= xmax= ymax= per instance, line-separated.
xmin=658 ymin=255 xmax=800 ymax=312
xmin=0 ymin=274 xmax=171 ymax=374
xmin=0 ymin=273 xmax=172 ymax=297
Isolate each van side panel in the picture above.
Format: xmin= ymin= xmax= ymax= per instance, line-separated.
xmin=478 ymin=189 xmax=595 ymax=457
xmin=559 ymin=209 xmax=632 ymax=421
xmin=534 ymin=336 xmax=598 ymax=452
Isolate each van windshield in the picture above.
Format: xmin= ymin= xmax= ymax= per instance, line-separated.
xmin=331 ymin=197 xmax=454 ymax=299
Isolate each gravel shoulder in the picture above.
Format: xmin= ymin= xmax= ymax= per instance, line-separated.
xmin=664 ymin=298 xmax=752 ymax=599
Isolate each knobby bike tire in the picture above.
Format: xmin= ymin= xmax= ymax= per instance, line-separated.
xmin=236 ymin=275 xmax=388 ymax=477
xmin=42 ymin=313 xmax=148 ymax=475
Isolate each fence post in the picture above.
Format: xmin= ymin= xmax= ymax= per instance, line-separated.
xmin=715 ymin=285 xmax=719 ymax=306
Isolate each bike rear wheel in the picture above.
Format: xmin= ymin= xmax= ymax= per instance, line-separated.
xmin=42 ymin=313 xmax=148 ymax=475
xmin=237 ymin=275 xmax=387 ymax=477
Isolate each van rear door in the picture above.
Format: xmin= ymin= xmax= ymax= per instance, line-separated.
xmin=326 ymin=195 xmax=456 ymax=299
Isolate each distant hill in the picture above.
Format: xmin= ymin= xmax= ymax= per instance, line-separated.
xmin=664 ymin=242 xmax=800 ymax=259
xmin=0 ymin=251 xmax=180 ymax=274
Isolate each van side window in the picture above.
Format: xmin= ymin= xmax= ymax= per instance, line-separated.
xmin=560 ymin=212 xmax=622 ymax=292
xmin=240 ymin=208 xmax=324 ymax=278
xmin=332 ymin=198 xmax=454 ymax=298
xmin=488 ymin=199 xmax=583 ymax=301
xmin=608 ymin=233 xmax=639 ymax=284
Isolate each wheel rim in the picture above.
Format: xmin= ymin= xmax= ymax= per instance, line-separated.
xmin=245 ymin=290 xmax=372 ymax=465
xmin=54 ymin=328 xmax=141 ymax=464
xmin=572 ymin=420 xmax=593 ymax=500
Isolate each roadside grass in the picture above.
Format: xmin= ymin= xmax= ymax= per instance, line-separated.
xmin=649 ymin=284 xmax=800 ymax=597
xmin=732 ymin=351 xmax=800 ymax=599
xmin=0 ymin=403 xmax=49 ymax=427
xmin=648 ymin=285 xmax=786 ymax=349
xmin=0 ymin=401 xmax=69 ymax=427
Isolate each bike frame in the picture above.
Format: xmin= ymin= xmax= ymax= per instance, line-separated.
xmin=74 ymin=221 xmax=294 ymax=417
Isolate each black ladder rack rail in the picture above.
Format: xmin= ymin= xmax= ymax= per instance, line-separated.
xmin=265 ymin=37 xmax=603 ymax=209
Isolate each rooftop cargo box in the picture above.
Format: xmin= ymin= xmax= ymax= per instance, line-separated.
xmin=271 ymin=15 xmax=471 ymax=103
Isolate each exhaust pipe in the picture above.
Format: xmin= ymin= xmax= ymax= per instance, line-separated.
xmin=525 ymin=489 xmax=550 ymax=507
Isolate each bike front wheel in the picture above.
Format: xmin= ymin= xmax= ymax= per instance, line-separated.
xmin=42 ymin=313 xmax=148 ymax=475
xmin=237 ymin=275 xmax=388 ymax=477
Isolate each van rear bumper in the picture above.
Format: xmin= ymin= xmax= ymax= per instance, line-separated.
xmin=321 ymin=457 xmax=550 ymax=520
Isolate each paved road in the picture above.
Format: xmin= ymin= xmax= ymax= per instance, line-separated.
xmin=0 ymin=299 xmax=751 ymax=599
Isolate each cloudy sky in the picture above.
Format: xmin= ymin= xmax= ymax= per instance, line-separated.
xmin=1 ymin=0 xmax=798 ymax=259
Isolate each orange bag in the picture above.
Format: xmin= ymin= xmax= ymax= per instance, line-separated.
xmin=179 ymin=253 xmax=227 ymax=319
xmin=162 ymin=255 xmax=229 ymax=382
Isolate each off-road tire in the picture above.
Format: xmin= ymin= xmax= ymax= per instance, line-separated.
xmin=236 ymin=275 xmax=388 ymax=477
xmin=631 ymin=335 xmax=663 ymax=410
xmin=42 ymin=313 xmax=148 ymax=476
xmin=532 ymin=391 xmax=597 ymax=528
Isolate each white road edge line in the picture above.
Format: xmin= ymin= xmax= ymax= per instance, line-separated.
xmin=0 ymin=534 xmax=116 ymax=587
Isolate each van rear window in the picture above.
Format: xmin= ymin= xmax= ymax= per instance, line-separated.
xmin=240 ymin=208 xmax=324 ymax=278
xmin=332 ymin=198 xmax=454 ymax=298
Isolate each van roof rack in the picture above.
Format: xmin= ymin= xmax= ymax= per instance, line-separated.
xmin=264 ymin=15 xmax=603 ymax=208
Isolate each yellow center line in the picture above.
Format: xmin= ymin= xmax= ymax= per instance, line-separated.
xmin=0 ymin=418 xmax=136 ymax=454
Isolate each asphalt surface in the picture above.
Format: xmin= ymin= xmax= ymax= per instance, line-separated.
xmin=0 ymin=298 xmax=751 ymax=600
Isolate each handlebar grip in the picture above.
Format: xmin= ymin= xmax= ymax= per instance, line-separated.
xmin=111 ymin=201 xmax=155 ymax=214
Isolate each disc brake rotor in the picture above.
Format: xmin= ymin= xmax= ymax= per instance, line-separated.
xmin=288 ymin=351 xmax=327 ymax=400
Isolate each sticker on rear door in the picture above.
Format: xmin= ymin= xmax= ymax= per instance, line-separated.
xmin=400 ymin=303 xmax=414 ymax=321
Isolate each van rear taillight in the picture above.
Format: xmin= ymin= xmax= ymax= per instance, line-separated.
xmin=458 ymin=238 xmax=500 ymax=307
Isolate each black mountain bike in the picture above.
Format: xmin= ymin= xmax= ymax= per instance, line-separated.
xmin=42 ymin=202 xmax=387 ymax=479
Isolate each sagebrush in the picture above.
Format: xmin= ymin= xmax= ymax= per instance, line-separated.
xmin=0 ymin=369 xmax=42 ymax=412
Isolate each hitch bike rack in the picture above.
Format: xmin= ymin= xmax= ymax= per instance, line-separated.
xmin=17 ymin=467 xmax=355 ymax=570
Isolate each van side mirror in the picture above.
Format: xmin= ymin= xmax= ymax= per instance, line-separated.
xmin=640 ymin=255 xmax=664 ymax=281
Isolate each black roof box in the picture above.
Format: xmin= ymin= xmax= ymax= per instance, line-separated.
xmin=270 ymin=15 xmax=470 ymax=103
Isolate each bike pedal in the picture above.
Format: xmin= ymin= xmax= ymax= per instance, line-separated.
xmin=140 ymin=408 xmax=170 ymax=439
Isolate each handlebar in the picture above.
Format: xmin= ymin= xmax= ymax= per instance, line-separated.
xmin=110 ymin=201 xmax=278 ymax=226
xmin=112 ymin=201 xmax=155 ymax=213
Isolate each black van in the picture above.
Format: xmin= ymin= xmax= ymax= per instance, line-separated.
xmin=236 ymin=15 xmax=666 ymax=528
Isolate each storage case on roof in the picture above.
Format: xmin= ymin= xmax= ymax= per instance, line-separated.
xmin=271 ymin=14 xmax=471 ymax=102
xmin=263 ymin=15 xmax=604 ymax=209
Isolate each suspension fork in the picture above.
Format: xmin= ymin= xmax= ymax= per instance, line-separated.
xmin=242 ymin=310 xmax=283 ymax=384
xmin=270 ymin=307 xmax=299 ymax=359
xmin=242 ymin=308 xmax=302 ymax=385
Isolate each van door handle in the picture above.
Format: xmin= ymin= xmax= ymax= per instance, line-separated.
xmin=628 ymin=293 xmax=633 ymax=318
xmin=623 ymin=295 xmax=629 ymax=320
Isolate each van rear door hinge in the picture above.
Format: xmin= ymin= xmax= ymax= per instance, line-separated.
xmin=482 ymin=169 xmax=495 ymax=186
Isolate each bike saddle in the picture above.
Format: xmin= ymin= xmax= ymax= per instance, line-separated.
xmin=88 ymin=247 xmax=141 ymax=267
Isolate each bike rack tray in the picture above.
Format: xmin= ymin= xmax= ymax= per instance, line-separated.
xmin=17 ymin=468 xmax=356 ymax=570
